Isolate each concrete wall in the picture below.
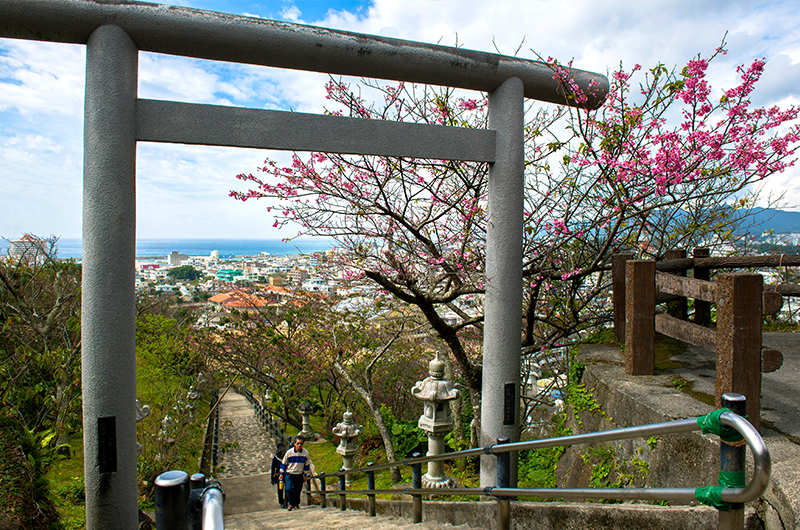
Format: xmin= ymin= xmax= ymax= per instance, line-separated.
xmin=326 ymin=497 xmax=719 ymax=530
xmin=567 ymin=343 xmax=800 ymax=530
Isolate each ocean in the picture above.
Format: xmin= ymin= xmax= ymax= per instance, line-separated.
xmin=51 ymin=238 xmax=335 ymax=260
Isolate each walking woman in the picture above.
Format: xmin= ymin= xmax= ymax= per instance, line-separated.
xmin=270 ymin=444 xmax=287 ymax=508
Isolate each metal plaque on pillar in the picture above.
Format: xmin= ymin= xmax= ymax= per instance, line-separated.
xmin=97 ymin=416 xmax=117 ymax=474
xmin=503 ymin=383 xmax=516 ymax=425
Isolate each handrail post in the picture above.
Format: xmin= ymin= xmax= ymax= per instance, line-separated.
xmin=367 ymin=462 xmax=376 ymax=517
xmin=693 ymin=248 xmax=711 ymax=325
xmin=715 ymin=273 xmax=762 ymax=430
xmin=339 ymin=469 xmax=346 ymax=511
xmin=319 ymin=473 xmax=327 ymax=508
xmin=190 ymin=473 xmax=205 ymax=490
xmin=718 ymin=393 xmax=746 ymax=530
xmin=303 ymin=471 xmax=310 ymax=506
xmin=612 ymin=253 xmax=634 ymax=343
xmin=412 ymin=452 xmax=422 ymax=524
xmin=212 ymin=411 xmax=219 ymax=469
xmin=189 ymin=473 xmax=205 ymax=530
xmin=664 ymin=249 xmax=688 ymax=320
xmin=155 ymin=470 xmax=189 ymax=530
xmin=496 ymin=437 xmax=511 ymax=530
xmin=625 ymin=260 xmax=655 ymax=375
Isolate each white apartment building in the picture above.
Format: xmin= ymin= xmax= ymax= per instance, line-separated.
xmin=139 ymin=267 xmax=168 ymax=282
xmin=7 ymin=234 xmax=53 ymax=264
xmin=301 ymin=278 xmax=335 ymax=292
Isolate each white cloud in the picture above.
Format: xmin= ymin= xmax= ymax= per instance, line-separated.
xmin=0 ymin=40 xmax=84 ymax=117
xmin=4 ymin=133 xmax=62 ymax=153
xmin=280 ymin=5 xmax=304 ymax=23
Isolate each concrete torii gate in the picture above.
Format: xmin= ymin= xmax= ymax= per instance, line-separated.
xmin=0 ymin=2 xmax=608 ymax=528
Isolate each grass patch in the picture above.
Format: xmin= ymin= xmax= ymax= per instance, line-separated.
xmin=305 ymin=435 xmax=419 ymax=500
xmin=298 ymin=415 xmax=477 ymax=501
xmin=47 ymin=435 xmax=86 ymax=530
xmin=763 ymin=320 xmax=800 ymax=332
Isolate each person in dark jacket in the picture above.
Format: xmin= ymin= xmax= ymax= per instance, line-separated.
xmin=270 ymin=444 xmax=287 ymax=508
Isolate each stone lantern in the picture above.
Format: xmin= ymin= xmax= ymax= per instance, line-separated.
xmin=332 ymin=410 xmax=362 ymax=484
xmin=297 ymin=401 xmax=314 ymax=439
xmin=411 ymin=352 xmax=460 ymax=488
xmin=135 ymin=398 xmax=150 ymax=456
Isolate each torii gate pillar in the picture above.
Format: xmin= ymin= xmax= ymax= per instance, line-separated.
xmin=81 ymin=25 xmax=139 ymax=530
xmin=481 ymin=77 xmax=525 ymax=487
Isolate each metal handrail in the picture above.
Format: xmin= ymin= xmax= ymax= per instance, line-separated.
xmin=154 ymin=471 xmax=225 ymax=530
xmin=201 ymin=486 xmax=224 ymax=530
xmin=307 ymin=402 xmax=770 ymax=530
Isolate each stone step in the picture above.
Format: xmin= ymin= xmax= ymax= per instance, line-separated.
xmin=225 ymin=505 xmax=476 ymax=530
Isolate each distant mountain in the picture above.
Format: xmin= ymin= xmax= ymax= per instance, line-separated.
xmin=744 ymin=208 xmax=800 ymax=234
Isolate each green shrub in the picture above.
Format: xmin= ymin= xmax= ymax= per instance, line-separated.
xmin=0 ymin=411 xmax=61 ymax=529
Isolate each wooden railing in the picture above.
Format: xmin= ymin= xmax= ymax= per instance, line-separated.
xmin=612 ymin=249 xmax=800 ymax=431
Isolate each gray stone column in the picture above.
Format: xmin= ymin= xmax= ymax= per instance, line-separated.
xmin=297 ymin=402 xmax=314 ymax=439
xmin=480 ymin=77 xmax=524 ymax=488
xmin=82 ymin=24 xmax=138 ymax=530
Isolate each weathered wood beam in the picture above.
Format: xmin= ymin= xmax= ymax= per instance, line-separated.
xmin=625 ymin=260 xmax=655 ymax=375
xmin=655 ymin=313 xmax=716 ymax=352
xmin=656 ymin=254 xmax=800 ymax=272
xmin=655 ymin=272 xmax=716 ymax=303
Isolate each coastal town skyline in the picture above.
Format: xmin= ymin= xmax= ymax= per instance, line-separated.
xmin=2 ymin=0 xmax=800 ymax=240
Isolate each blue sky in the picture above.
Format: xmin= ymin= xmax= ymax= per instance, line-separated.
xmin=2 ymin=0 xmax=800 ymax=240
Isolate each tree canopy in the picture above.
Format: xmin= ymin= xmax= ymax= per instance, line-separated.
xmin=232 ymin=42 xmax=799 ymax=442
xmin=167 ymin=265 xmax=201 ymax=281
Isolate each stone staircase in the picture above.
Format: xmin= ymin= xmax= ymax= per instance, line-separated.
xmin=215 ymin=391 xmax=479 ymax=530
xmin=226 ymin=505 xmax=476 ymax=530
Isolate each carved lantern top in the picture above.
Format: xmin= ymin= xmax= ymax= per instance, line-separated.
xmin=332 ymin=410 xmax=362 ymax=438
xmin=297 ymin=401 xmax=314 ymax=414
xmin=411 ymin=352 xmax=459 ymax=403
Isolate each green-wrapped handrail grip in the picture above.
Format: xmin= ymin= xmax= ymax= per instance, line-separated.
xmin=696 ymin=408 xmax=745 ymax=444
xmin=694 ymin=411 xmax=771 ymax=508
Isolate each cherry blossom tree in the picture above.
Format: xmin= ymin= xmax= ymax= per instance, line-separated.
xmin=233 ymin=41 xmax=799 ymax=439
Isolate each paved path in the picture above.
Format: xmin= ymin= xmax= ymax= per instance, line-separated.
xmin=215 ymin=390 xmax=279 ymax=516
xmin=667 ymin=331 xmax=800 ymax=440
xmin=216 ymin=391 xmax=276 ymax=478
xmin=225 ymin=505 xmax=476 ymax=530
